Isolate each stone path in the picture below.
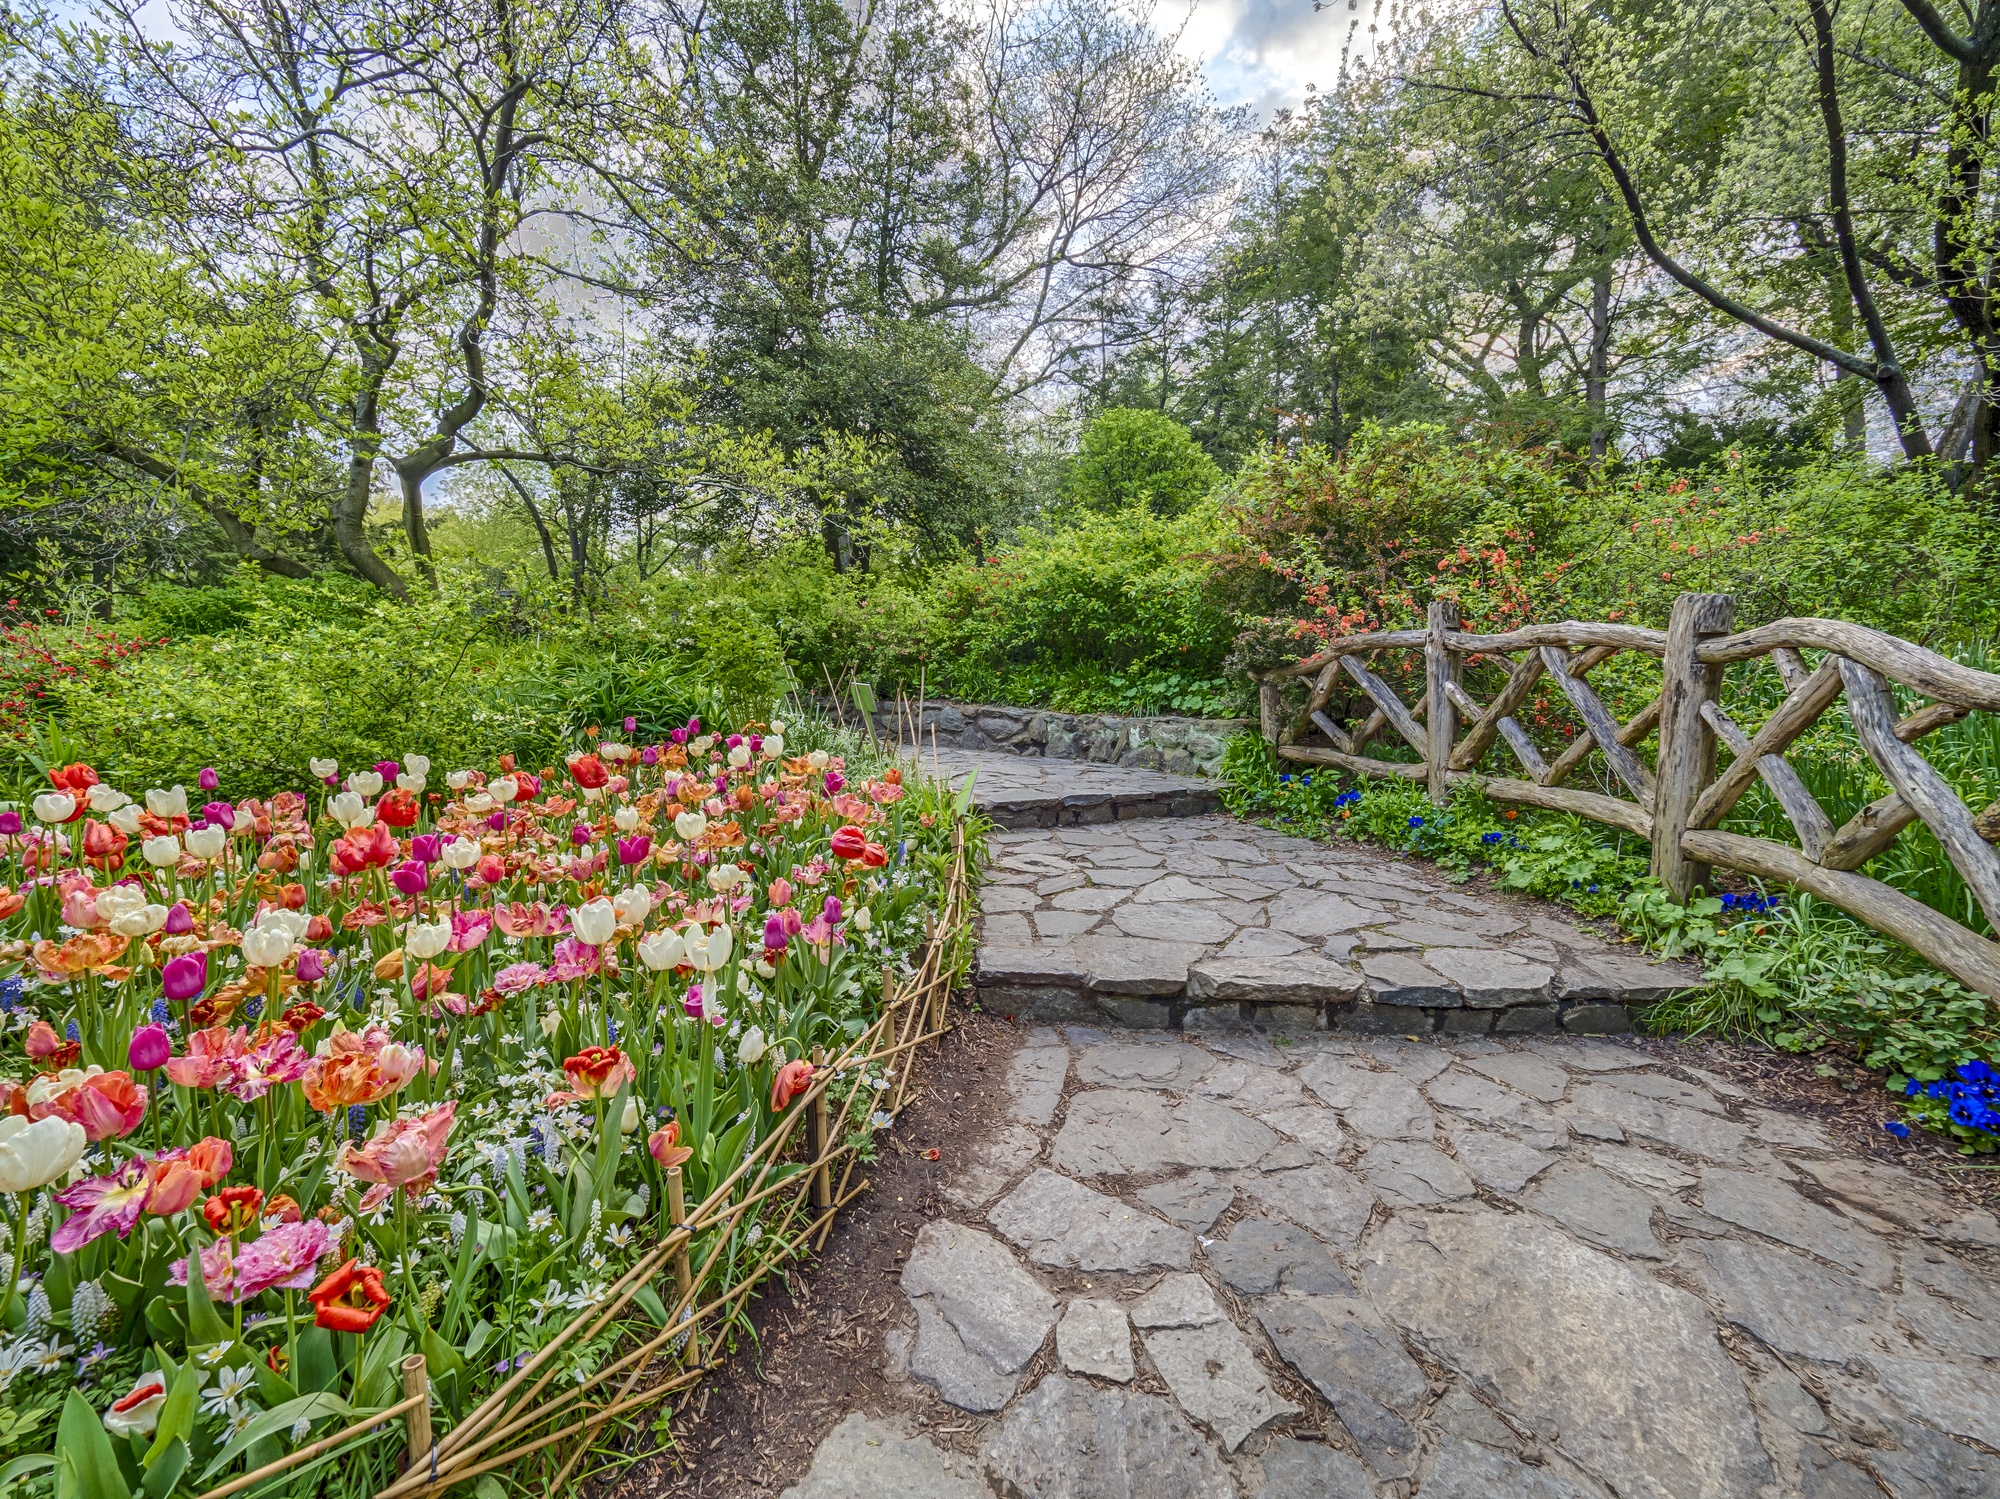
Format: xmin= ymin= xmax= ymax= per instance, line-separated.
xmin=778 ymin=756 xmax=2000 ymax=1498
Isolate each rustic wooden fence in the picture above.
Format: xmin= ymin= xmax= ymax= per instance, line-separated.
xmin=1253 ymin=594 xmax=2000 ymax=1001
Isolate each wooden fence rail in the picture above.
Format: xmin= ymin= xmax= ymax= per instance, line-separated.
xmin=1253 ymin=593 xmax=2000 ymax=1002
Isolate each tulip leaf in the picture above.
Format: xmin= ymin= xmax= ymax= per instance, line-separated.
xmin=197 ymin=1392 xmax=351 ymax=1482
xmin=631 ymin=1284 xmax=668 ymax=1326
xmin=56 ymin=1389 xmax=132 ymax=1499
xmin=142 ymin=1362 xmax=200 ymax=1468
xmin=297 ymin=1326 xmax=338 ymax=1394
xmin=952 ymin=767 xmax=977 ymax=820
xmin=178 ymin=1245 xmax=230 ymax=1346
xmin=138 ymin=1440 xmax=186 ymax=1499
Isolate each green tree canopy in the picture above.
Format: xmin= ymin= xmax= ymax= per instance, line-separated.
xmin=1067 ymin=408 xmax=1221 ymax=516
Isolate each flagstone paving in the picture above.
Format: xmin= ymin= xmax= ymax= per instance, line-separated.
xmin=779 ymin=755 xmax=2000 ymax=1498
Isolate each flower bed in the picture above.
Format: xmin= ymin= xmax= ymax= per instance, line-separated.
xmin=0 ymin=719 xmax=976 ymax=1498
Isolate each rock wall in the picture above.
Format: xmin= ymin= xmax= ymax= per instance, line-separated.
xmin=830 ymin=698 xmax=1250 ymax=778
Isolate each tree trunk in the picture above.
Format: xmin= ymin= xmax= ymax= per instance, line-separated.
xmin=333 ymin=446 xmax=410 ymax=600
xmin=1586 ymin=267 xmax=1611 ymax=460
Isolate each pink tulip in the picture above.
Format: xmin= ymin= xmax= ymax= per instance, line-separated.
xmin=202 ymin=800 xmax=234 ymax=830
xmin=128 ymin=1024 xmax=171 ymax=1072
xmin=162 ymin=951 xmax=207 ymax=1003
xmin=198 ymin=767 xmax=218 ymax=791
xmin=340 ymin=1101 xmax=456 ymax=1209
xmin=409 ymin=833 xmax=441 ymax=864
xmin=389 ymin=860 xmax=429 ymax=896
xmin=616 ymin=834 xmax=650 ymax=865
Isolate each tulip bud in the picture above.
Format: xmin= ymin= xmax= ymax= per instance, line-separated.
xmin=162 ymin=950 xmax=208 ymax=1002
xmin=295 ymin=948 xmax=328 ymax=984
xmin=619 ymin=1096 xmax=640 ymax=1133
xmin=0 ymin=811 xmax=19 ymax=836
xmin=128 ymin=1024 xmax=171 ymax=1072
xmin=198 ymin=767 xmax=219 ymax=791
xmin=736 ymin=1026 xmax=769 ymax=1066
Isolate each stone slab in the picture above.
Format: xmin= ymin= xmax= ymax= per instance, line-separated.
xmin=1523 ymin=1162 xmax=1666 ymax=1259
xmin=1050 ymin=1089 xmax=1278 ymax=1177
xmin=1136 ymin=1170 xmax=1236 ymax=1232
xmin=1301 ymin=1056 xmax=1436 ymax=1140
xmin=1142 ymin=1321 xmax=1301 ymax=1452
xmin=1008 ymin=1039 xmax=1071 ymax=1127
xmin=981 ymin=1374 xmax=1237 ymax=1499
xmin=942 ymin=1121 xmax=1043 ymax=1209
xmin=1358 ymin=1141 xmax=1476 ymax=1206
xmin=1236 ymin=1162 xmax=1378 ymax=1249
xmin=1249 ymin=1438 xmax=1375 ymax=1499
xmin=1256 ymin=1292 xmax=1429 ymax=1479
xmin=1057 ymin=1297 xmax=1135 ymax=1382
xmin=780 ymin=1414 xmax=991 ymax=1499
xmin=1421 ymin=947 xmax=1556 ymax=1007
xmin=990 ymin=1168 xmax=1194 ymax=1272
xmin=1448 ymin=1126 xmax=1559 ymax=1193
xmin=901 ymin=1220 xmax=1057 ymax=1411
xmin=1186 ymin=953 xmax=1365 ymax=1005
xmin=1208 ymin=1216 xmax=1356 ymax=1297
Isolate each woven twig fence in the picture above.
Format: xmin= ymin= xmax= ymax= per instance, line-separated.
xmin=188 ymin=823 xmax=974 ymax=1499
xmin=1254 ymin=595 xmax=2000 ymax=1001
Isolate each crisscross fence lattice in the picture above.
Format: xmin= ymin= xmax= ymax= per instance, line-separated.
xmin=1254 ymin=594 xmax=2000 ymax=1000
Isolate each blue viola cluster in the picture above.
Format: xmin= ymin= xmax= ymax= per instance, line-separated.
xmin=1718 ymin=890 xmax=1783 ymax=915
xmin=1479 ymin=830 xmax=1527 ymax=851
xmin=1906 ymin=1060 xmax=2000 ymax=1135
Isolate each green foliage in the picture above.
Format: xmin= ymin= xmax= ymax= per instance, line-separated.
xmin=1065 ymin=408 xmax=1222 ymax=518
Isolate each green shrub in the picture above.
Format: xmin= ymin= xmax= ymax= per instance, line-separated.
xmin=1067 ymin=407 xmax=1223 ymax=518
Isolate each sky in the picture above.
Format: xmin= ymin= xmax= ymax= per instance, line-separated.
xmin=1177 ymin=0 xmax=1387 ymax=120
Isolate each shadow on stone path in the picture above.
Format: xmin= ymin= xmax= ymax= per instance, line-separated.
xmin=774 ymin=755 xmax=2000 ymax=1498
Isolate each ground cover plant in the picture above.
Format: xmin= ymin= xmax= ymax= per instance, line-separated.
xmin=0 ymin=715 xmax=973 ymax=1496
xmin=1219 ymin=733 xmax=2000 ymax=1154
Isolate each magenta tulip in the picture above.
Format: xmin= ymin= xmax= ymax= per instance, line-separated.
xmin=409 ymin=833 xmax=441 ymax=864
xmin=127 ymin=1024 xmax=171 ymax=1072
xmin=295 ymin=948 xmax=327 ymax=983
xmin=373 ymin=760 xmax=399 ymax=781
xmin=823 ymin=770 xmax=844 ymax=795
xmin=389 ymin=860 xmax=429 ymax=896
xmin=616 ymin=834 xmax=651 ymax=866
xmin=202 ymin=800 xmax=235 ymax=830
xmin=640 ymin=746 xmax=659 ymax=767
xmin=162 ymin=952 xmax=207 ymax=1003
xmin=197 ymin=767 xmax=219 ymax=791
xmin=570 ymin=823 xmax=591 ymax=846
xmin=163 ymin=902 xmax=193 ymax=936
xmin=0 ymin=811 xmax=20 ymax=836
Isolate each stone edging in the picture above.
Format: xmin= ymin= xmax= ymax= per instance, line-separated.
xmin=826 ymin=696 xmax=1251 ymax=777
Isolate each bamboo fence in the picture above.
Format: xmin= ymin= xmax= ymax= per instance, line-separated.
xmin=1255 ymin=595 xmax=2000 ymax=1000
xmin=190 ymin=822 xmax=974 ymax=1499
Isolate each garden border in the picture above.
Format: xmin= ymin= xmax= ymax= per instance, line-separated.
xmin=182 ymin=825 xmax=974 ymax=1499
xmin=1254 ymin=595 xmax=2000 ymax=1001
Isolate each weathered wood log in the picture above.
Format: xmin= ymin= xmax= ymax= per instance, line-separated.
xmin=1698 ymin=701 xmax=1835 ymax=861
xmin=1448 ymin=772 xmax=1654 ymax=838
xmin=1569 ymin=643 xmax=1622 ymax=679
xmin=1279 ymin=629 xmax=1429 ymax=678
xmin=1839 ymin=657 xmax=2000 ymax=929
xmin=1653 ymin=593 xmax=1737 ymax=899
xmin=1977 ymin=799 xmax=2000 ymax=843
xmin=1896 ymin=700 xmax=1970 ymax=743
xmin=1426 ymin=601 xmax=1460 ymax=806
xmin=1309 ymin=710 xmax=1354 ymax=753
xmin=1541 ymin=696 xmax=1659 ymax=790
xmin=1448 ymin=651 xmax=1547 ymax=770
xmin=1771 ymin=646 xmax=1811 ymax=694
xmin=1819 ymin=793 xmax=1920 ymax=871
xmin=1445 ymin=622 xmax=1669 ymax=656
xmin=1258 ymin=679 xmax=1281 ymax=745
xmin=1701 ymin=619 xmax=2000 ymax=711
xmin=1340 ymin=655 xmax=1429 ymax=758
xmin=1686 ymin=658 xmax=1843 ymax=834
xmin=1680 ymin=830 xmax=2000 ymax=1002
xmin=1539 ymin=647 xmax=1657 ymax=801
xmin=1277 ymin=744 xmax=1426 ymax=780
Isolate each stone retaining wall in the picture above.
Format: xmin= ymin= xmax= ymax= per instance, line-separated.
xmin=828 ymin=698 xmax=1250 ymax=777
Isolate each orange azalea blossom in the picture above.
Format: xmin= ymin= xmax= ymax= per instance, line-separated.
xmin=648 ymin=1121 xmax=692 ymax=1170
xmin=339 ymin=1100 xmax=456 ymax=1210
xmin=301 ymin=1026 xmax=424 ymax=1112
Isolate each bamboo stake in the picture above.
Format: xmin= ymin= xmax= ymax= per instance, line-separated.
xmin=198 ymin=1394 xmax=426 ymax=1499
xmin=666 ymin=1165 xmax=694 ymax=1366
xmin=810 ymin=1047 xmax=831 ymax=1211
xmin=401 ymin=1356 xmax=432 ymax=1474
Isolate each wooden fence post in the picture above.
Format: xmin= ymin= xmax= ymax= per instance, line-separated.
xmin=1653 ymin=592 xmax=1736 ymax=900
xmin=400 ymin=1355 xmax=431 ymax=1474
xmin=1258 ymin=678 xmax=1282 ymax=745
xmin=1425 ymin=600 xmax=1460 ymax=805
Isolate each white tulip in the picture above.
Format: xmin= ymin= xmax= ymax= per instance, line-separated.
xmin=145 ymin=786 xmax=189 ymax=818
xmin=328 ymin=791 xmax=366 ymax=828
xmin=539 ymin=1010 xmax=561 ymax=1038
xmin=771 ymin=718 xmax=785 ymax=734
xmin=580 ymin=785 xmax=604 ymax=804
xmin=263 ymin=908 xmax=311 ymax=941
xmin=351 ymin=808 xmax=376 ymax=830
xmin=736 ymin=1026 xmax=769 ymax=1066
xmin=309 ymin=758 xmax=338 ymax=779
xmin=613 ymin=805 xmax=640 ymax=833
xmin=185 ymin=825 xmax=227 ymax=860
xmin=396 ymin=773 xmax=426 ymax=793
xmin=440 ymin=837 xmax=481 ymax=870
xmin=807 ymin=750 xmax=829 ymax=771
xmin=727 ymin=744 xmax=751 ymax=769
xmin=571 ymin=898 xmax=618 ymax=947
xmin=31 ymin=792 xmax=74 ymax=824
xmin=691 ymin=735 xmax=715 ymax=755
xmin=705 ymin=863 xmax=746 ymax=893
xmin=637 ymin=930 xmax=684 ymax=971
xmin=853 ymin=906 xmax=873 ymax=932
xmin=619 ymin=1096 xmax=640 ymax=1133
xmin=599 ymin=742 xmax=631 ymax=762
xmin=404 ymin=755 xmax=431 ymax=778
xmin=688 ymin=924 xmax=732 ymax=971
xmin=673 ymin=811 xmax=707 ymax=843
xmin=612 ymin=886 xmax=653 ymax=926
xmin=763 ymin=733 xmax=785 ymax=757
xmin=141 ymin=835 xmax=181 ymax=869
xmin=464 ymin=791 xmax=496 ymax=815
xmin=86 ymin=784 xmax=130 ymax=813
xmin=446 ymin=770 xmax=471 ymax=792
xmin=405 ymin=918 xmax=452 ymax=961
xmin=108 ymin=804 xmax=143 ymax=835
xmin=754 ymin=958 xmax=777 ymax=980
xmin=490 ymin=776 xmax=519 ymax=804
xmin=110 ymin=904 xmax=169 ymax=938
xmin=241 ymin=924 xmax=295 ymax=968
xmin=95 ymin=885 xmax=147 ymax=922
xmin=0 ymin=1114 xmax=85 ymax=1194
xmin=344 ymin=770 xmax=383 ymax=798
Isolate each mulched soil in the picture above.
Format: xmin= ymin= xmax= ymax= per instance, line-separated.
xmin=607 ymin=1001 xmax=1019 ymax=1499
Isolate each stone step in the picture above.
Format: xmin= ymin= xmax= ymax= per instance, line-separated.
xmin=914 ymin=747 xmax=1223 ymax=829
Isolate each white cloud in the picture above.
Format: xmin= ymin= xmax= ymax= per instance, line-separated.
xmin=1175 ymin=0 xmax=1389 ymax=118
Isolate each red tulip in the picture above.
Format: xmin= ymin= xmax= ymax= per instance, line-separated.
xmin=829 ymin=825 xmax=866 ymax=861
xmin=771 ymin=1059 xmax=815 ymax=1111
xmin=308 ymin=1259 xmax=392 ymax=1333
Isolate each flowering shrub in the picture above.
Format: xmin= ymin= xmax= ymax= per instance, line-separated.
xmin=0 ymin=717 xmax=972 ymax=1490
